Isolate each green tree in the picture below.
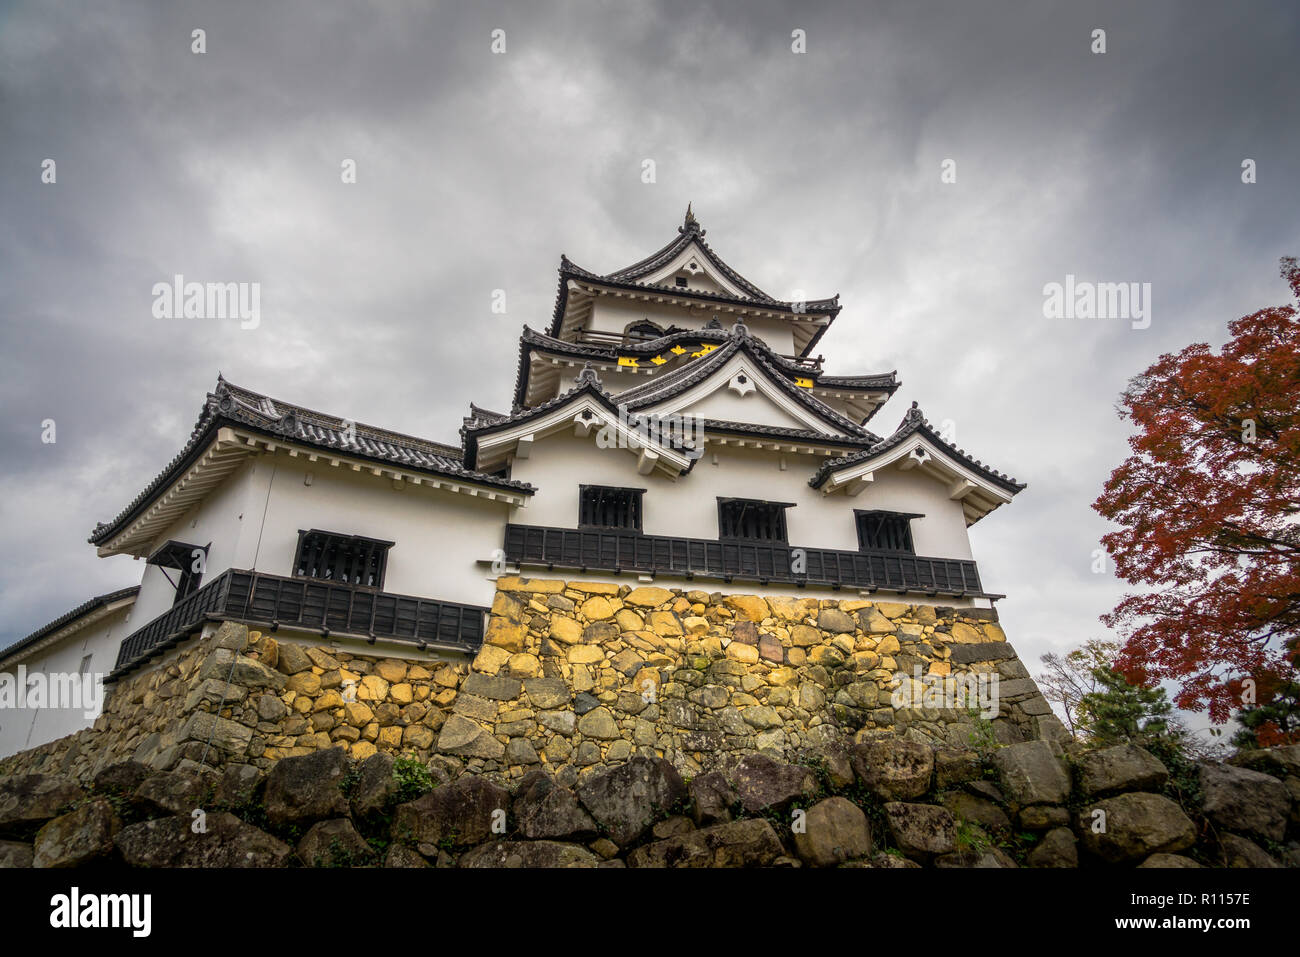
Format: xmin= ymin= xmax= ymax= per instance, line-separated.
xmin=1037 ymin=639 xmax=1121 ymax=737
xmin=1077 ymin=666 xmax=1174 ymax=746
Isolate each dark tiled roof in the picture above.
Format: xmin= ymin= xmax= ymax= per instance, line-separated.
xmin=91 ymin=377 xmax=534 ymax=546
xmin=605 ymin=210 xmax=778 ymax=302
xmin=512 ymin=325 xmax=899 ymax=414
xmin=697 ymin=419 xmax=877 ymax=448
xmin=609 ymin=326 xmax=878 ymax=439
xmin=465 ymin=366 xmax=704 ymax=469
xmin=462 ymin=402 xmax=508 ymax=433
xmin=809 ymin=402 xmax=1027 ymax=494
xmin=548 ymin=211 xmax=841 ymax=348
xmin=0 ymin=586 xmax=139 ymax=664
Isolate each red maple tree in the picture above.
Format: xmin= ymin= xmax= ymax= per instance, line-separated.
xmin=1093 ymin=257 xmax=1300 ymax=743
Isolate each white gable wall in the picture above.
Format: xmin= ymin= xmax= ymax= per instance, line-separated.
xmin=0 ymin=603 xmax=132 ymax=758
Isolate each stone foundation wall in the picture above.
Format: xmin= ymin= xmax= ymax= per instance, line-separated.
xmin=0 ymin=577 xmax=1064 ymax=787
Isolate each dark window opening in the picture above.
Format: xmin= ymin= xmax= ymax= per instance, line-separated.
xmin=855 ymin=510 xmax=921 ymax=553
xmin=718 ymin=498 xmax=792 ymax=543
xmin=625 ymin=322 xmax=664 ymax=344
xmin=293 ymin=529 xmax=394 ymax=588
xmin=147 ymin=540 xmax=209 ymax=605
xmin=675 ymin=276 xmax=688 ymax=288
xmin=579 ymin=486 xmax=644 ymax=531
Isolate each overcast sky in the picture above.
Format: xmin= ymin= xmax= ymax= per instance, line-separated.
xmin=2 ymin=1 xmax=1298 ymax=736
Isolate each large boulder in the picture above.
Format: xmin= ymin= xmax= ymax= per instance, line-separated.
xmin=512 ymin=770 xmax=597 ymax=841
xmin=689 ymin=771 xmax=738 ymax=826
xmin=1138 ymin=853 xmax=1203 ymax=868
xmin=1216 ymin=833 xmax=1281 ymax=868
xmin=1228 ymin=744 xmax=1300 ymax=780
xmin=992 ymin=740 xmax=1070 ymax=809
xmin=729 ymin=755 xmax=817 ymax=814
xmin=391 ymin=775 xmax=511 ymax=848
xmin=1075 ymin=744 xmax=1168 ymax=797
xmin=576 ymin=757 xmax=687 ymax=847
xmin=1076 ymin=792 xmax=1196 ymax=864
xmin=116 ymin=812 xmax=291 ymax=867
xmin=934 ymin=842 xmax=1019 ymax=868
xmin=1026 ymin=827 xmax=1078 ymax=868
xmin=883 ymin=802 xmax=956 ymax=862
xmin=384 ymin=844 xmax=431 ymax=868
xmin=0 ymin=840 xmax=33 ymax=868
xmin=0 ymin=774 xmax=85 ymax=836
xmin=942 ymin=791 xmax=1012 ymax=834
xmin=264 ymin=747 xmax=352 ymax=829
xmin=1197 ymin=761 xmax=1289 ymax=843
xmin=459 ymin=840 xmax=601 ymax=868
xmin=132 ymin=769 xmax=217 ymax=817
xmin=92 ymin=761 xmax=153 ymax=794
xmin=933 ymin=748 xmax=983 ymax=789
xmin=213 ymin=764 xmax=264 ymax=809
xmin=297 ymin=818 xmax=376 ymax=867
xmin=33 ymin=799 xmax=120 ymax=868
xmin=792 ymin=797 xmax=873 ymax=867
xmin=348 ymin=752 xmax=398 ymax=822
xmin=852 ymin=739 xmax=934 ymax=801
xmin=626 ymin=818 xmax=784 ymax=868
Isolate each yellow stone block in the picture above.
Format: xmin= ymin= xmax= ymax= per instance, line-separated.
xmin=580 ymin=596 xmax=617 ymax=620
xmin=350 ymin=741 xmax=377 ymax=760
xmin=726 ymin=642 xmax=760 ymax=664
xmin=358 ymin=675 xmax=389 ymax=701
xmin=472 ymin=644 xmax=511 ymax=675
xmin=625 ymin=586 xmax=674 ymax=607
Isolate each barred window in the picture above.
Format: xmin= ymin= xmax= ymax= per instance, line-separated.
xmin=855 ymin=510 xmax=921 ymax=553
xmin=579 ymin=486 xmax=643 ymax=531
xmin=293 ymin=529 xmax=394 ymax=588
xmin=718 ymin=498 xmax=792 ymax=543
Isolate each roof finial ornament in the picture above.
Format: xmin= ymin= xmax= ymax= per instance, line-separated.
xmin=679 ymin=202 xmax=703 ymax=235
xmin=904 ymin=400 xmax=926 ymax=427
xmin=732 ymin=318 xmax=749 ymax=338
xmin=576 ymin=363 xmax=603 ymax=389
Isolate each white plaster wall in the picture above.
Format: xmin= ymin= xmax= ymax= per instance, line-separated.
xmin=118 ymin=449 xmax=514 ymax=645
xmin=129 ymin=458 xmax=267 ymax=627
xmin=0 ymin=605 xmax=132 ymax=758
xmin=249 ymin=450 xmax=509 ymax=607
xmin=507 ymin=433 xmax=974 ymax=559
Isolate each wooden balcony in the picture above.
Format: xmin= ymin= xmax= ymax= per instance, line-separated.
xmin=110 ymin=568 xmax=488 ymax=679
xmin=502 ymin=524 xmax=997 ymax=599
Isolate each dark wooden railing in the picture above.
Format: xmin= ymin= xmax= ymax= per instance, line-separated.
xmin=503 ymin=524 xmax=993 ymax=598
xmin=111 ymin=569 xmax=488 ymax=678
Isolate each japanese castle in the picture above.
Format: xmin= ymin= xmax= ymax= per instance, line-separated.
xmin=1 ymin=207 xmax=1025 ymax=756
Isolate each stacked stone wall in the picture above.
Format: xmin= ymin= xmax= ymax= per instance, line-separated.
xmin=0 ymin=577 xmax=1064 ymax=787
